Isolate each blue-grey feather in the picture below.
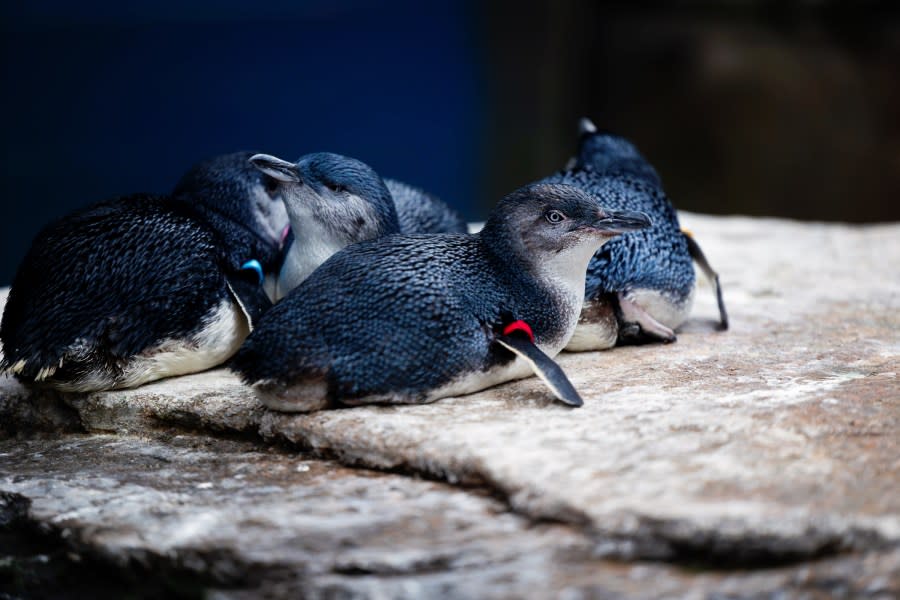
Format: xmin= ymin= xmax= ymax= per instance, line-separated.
xmin=0 ymin=152 xmax=283 ymax=386
xmin=542 ymin=130 xmax=695 ymax=301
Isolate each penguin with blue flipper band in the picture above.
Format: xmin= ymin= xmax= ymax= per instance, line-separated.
xmin=0 ymin=152 xmax=289 ymax=392
xmin=543 ymin=118 xmax=728 ymax=351
xmin=240 ymin=259 xmax=265 ymax=285
xmin=231 ymin=182 xmax=650 ymax=411
xmin=250 ymin=151 xmax=467 ymax=301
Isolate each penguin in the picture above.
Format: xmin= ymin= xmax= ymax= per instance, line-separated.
xmin=249 ymin=152 xmax=466 ymax=301
xmin=544 ymin=118 xmax=728 ymax=351
xmin=387 ymin=179 xmax=468 ymax=235
xmin=0 ymin=152 xmax=289 ymax=392
xmin=230 ymin=182 xmax=651 ymax=412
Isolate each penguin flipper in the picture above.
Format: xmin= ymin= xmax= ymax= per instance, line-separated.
xmin=496 ymin=334 xmax=584 ymax=407
xmin=682 ymin=231 xmax=728 ymax=331
xmin=225 ymin=273 xmax=272 ymax=330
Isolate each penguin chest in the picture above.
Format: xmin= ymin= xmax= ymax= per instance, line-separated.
xmin=533 ymin=245 xmax=593 ymax=352
xmin=117 ymin=297 xmax=250 ymax=389
xmin=537 ymin=277 xmax=586 ymax=354
xmin=276 ymin=235 xmax=345 ymax=300
xmin=550 ymin=287 xmax=585 ymax=352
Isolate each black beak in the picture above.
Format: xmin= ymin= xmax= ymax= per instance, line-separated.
xmin=591 ymin=209 xmax=652 ymax=234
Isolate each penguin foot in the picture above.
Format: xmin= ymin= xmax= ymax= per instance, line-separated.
xmin=254 ymin=380 xmax=331 ymax=413
xmin=616 ymin=293 xmax=677 ymax=345
xmin=617 ymin=322 xmax=677 ymax=346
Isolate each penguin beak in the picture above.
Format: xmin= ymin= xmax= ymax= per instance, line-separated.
xmin=249 ymin=154 xmax=301 ymax=183
xmin=589 ymin=209 xmax=652 ymax=234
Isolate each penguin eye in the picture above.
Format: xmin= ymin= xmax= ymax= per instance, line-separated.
xmin=262 ymin=175 xmax=280 ymax=196
xmin=325 ymin=182 xmax=346 ymax=193
xmin=545 ymin=210 xmax=566 ymax=224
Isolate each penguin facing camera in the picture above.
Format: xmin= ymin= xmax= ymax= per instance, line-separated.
xmin=231 ymin=182 xmax=651 ymax=412
xmin=250 ymin=152 xmax=466 ymax=301
xmin=545 ymin=118 xmax=728 ymax=351
xmin=0 ymin=152 xmax=289 ymax=392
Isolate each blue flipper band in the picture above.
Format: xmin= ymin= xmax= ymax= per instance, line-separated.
xmin=240 ymin=259 xmax=264 ymax=285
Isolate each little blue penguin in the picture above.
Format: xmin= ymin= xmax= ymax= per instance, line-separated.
xmin=0 ymin=152 xmax=289 ymax=392
xmin=249 ymin=152 xmax=466 ymax=301
xmin=544 ymin=118 xmax=728 ymax=351
xmin=387 ymin=179 xmax=468 ymax=236
xmin=230 ymin=182 xmax=651 ymax=412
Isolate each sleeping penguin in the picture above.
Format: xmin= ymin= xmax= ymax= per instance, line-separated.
xmin=0 ymin=152 xmax=289 ymax=392
xmin=249 ymin=152 xmax=467 ymax=301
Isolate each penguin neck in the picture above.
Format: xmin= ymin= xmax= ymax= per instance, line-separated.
xmin=479 ymin=223 xmax=602 ymax=318
xmin=525 ymin=240 xmax=604 ymax=353
xmin=194 ymin=205 xmax=279 ymax=265
xmin=367 ymin=189 xmax=401 ymax=235
xmin=276 ymin=222 xmax=347 ymax=300
xmin=531 ymin=241 xmax=601 ymax=308
xmin=275 ymin=192 xmax=400 ymax=300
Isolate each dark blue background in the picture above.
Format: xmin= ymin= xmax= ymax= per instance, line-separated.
xmin=3 ymin=1 xmax=898 ymax=286
xmin=1 ymin=1 xmax=485 ymax=284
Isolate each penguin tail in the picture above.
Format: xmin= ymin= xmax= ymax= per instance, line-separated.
xmin=682 ymin=230 xmax=729 ymax=331
xmin=0 ymin=351 xmax=64 ymax=382
xmin=578 ymin=117 xmax=598 ymax=137
xmin=0 ymin=356 xmax=25 ymax=375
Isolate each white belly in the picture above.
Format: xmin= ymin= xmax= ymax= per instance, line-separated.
xmin=50 ymin=298 xmax=251 ymax=392
xmin=629 ymin=286 xmax=695 ymax=330
xmin=422 ymin=358 xmax=535 ymax=403
xmin=330 ymin=357 xmax=535 ymax=408
xmin=118 ymin=298 xmax=250 ymax=389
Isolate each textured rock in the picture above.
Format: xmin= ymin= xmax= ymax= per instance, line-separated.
xmin=2 ymin=435 xmax=898 ymax=598
xmin=2 ymin=214 xmax=899 ymax=596
xmin=264 ymin=215 xmax=900 ymax=563
xmin=0 ymin=435 xmax=592 ymax=597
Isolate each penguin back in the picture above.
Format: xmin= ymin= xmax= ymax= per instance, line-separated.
xmin=1 ymin=194 xmax=229 ymax=383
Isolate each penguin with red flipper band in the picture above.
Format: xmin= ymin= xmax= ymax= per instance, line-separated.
xmin=231 ymin=182 xmax=650 ymax=411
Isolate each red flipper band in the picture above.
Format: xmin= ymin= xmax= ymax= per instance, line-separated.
xmin=503 ymin=320 xmax=534 ymax=343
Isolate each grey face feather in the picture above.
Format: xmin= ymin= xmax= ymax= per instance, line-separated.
xmin=275 ymin=184 xmax=386 ymax=297
xmin=250 ymin=152 xmax=403 ymax=300
xmin=486 ymin=183 xmax=650 ymax=269
xmin=281 ymin=183 xmax=385 ymax=245
xmin=249 ymin=180 xmax=289 ymax=250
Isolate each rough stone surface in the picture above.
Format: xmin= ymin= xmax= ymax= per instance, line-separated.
xmin=0 ymin=435 xmax=594 ymax=597
xmin=2 ymin=214 xmax=899 ymax=596
xmin=2 ymin=435 xmax=898 ymax=599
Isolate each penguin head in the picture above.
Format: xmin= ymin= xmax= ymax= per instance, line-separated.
xmin=172 ymin=152 xmax=290 ymax=254
xmin=249 ymin=152 xmax=400 ymax=247
xmin=482 ymin=182 xmax=651 ymax=271
xmin=574 ymin=118 xmax=643 ymax=166
xmin=569 ymin=118 xmax=660 ymax=184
